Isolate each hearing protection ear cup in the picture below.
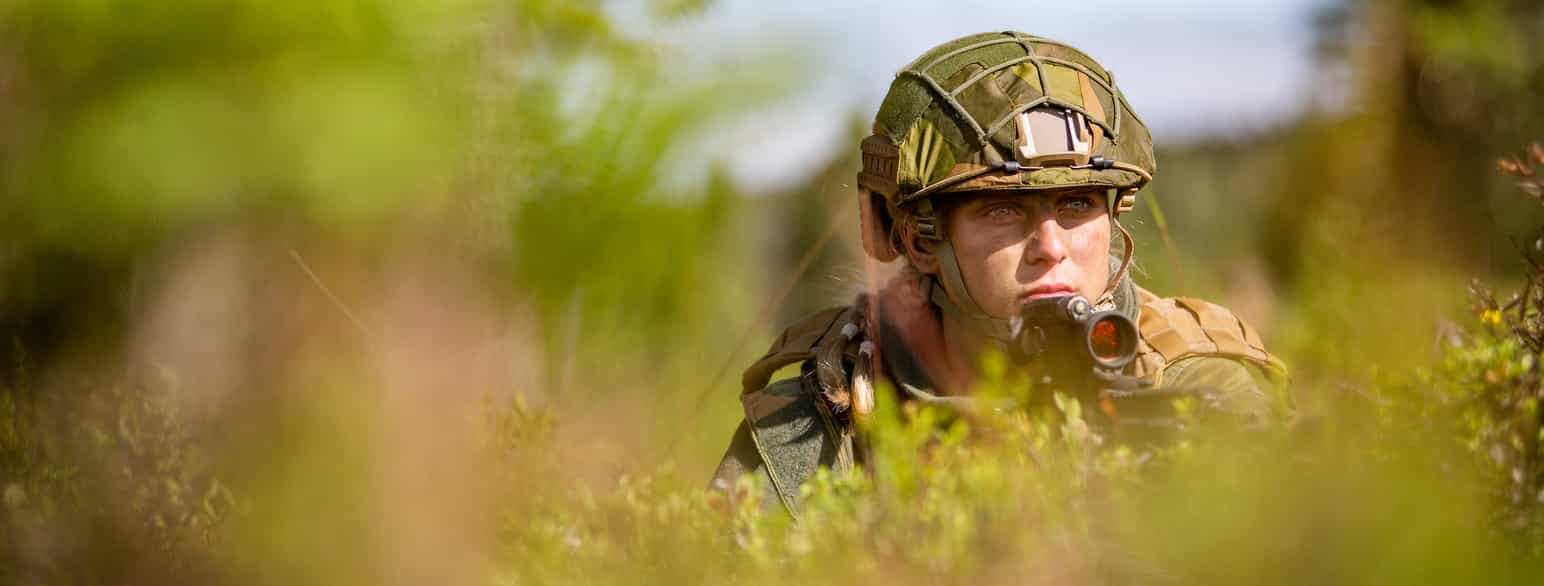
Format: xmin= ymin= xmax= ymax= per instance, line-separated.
xmin=858 ymin=189 xmax=900 ymax=262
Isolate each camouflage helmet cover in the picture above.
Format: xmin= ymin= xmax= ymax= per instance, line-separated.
xmin=858 ymin=31 xmax=1155 ymax=229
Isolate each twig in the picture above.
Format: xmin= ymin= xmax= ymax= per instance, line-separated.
xmin=1142 ymin=192 xmax=1186 ymax=291
xmin=663 ymin=198 xmax=855 ymax=459
xmin=288 ymin=248 xmax=375 ymax=342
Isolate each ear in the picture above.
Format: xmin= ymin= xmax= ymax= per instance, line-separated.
xmin=899 ymin=220 xmax=942 ymax=275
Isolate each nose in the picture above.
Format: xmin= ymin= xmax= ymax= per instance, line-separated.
xmin=1024 ymin=214 xmax=1068 ymax=267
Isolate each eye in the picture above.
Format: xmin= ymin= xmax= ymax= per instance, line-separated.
xmin=1057 ymin=195 xmax=1098 ymax=215
xmin=982 ymin=204 xmax=1022 ymax=221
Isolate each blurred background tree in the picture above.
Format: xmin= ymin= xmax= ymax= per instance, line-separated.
xmin=0 ymin=0 xmax=783 ymax=580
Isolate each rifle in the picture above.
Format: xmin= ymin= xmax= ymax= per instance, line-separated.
xmin=1008 ymin=295 xmax=1204 ymax=435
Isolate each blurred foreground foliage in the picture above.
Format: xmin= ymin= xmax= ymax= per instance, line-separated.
xmin=2 ymin=368 xmax=232 ymax=582
xmin=17 ymin=308 xmax=1544 ymax=584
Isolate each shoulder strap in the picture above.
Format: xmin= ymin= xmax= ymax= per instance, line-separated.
xmin=1130 ymin=287 xmax=1287 ymax=386
xmin=741 ymin=297 xmax=877 ymax=414
xmin=737 ymin=302 xmax=869 ymax=518
xmin=741 ymin=305 xmax=853 ymax=394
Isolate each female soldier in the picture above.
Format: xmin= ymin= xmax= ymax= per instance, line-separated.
xmin=711 ymin=32 xmax=1288 ymax=518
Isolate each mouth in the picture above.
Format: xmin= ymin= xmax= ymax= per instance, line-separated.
xmin=1019 ymin=283 xmax=1076 ymax=302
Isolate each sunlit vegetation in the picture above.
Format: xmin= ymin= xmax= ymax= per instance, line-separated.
xmin=1 ymin=0 xmax=1543 ymax=583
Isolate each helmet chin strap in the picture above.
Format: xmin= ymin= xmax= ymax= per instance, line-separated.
xmin=929 ymin=238 xmax=1016 ymax=344
xmin=1095 ymin=216 xmax=1136 ymax=311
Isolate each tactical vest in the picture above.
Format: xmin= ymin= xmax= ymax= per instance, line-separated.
xmin=733 ymin=288 xmax=1286 ymax=518
xmin=1127 ymin=287 xmax=1287 ymax=387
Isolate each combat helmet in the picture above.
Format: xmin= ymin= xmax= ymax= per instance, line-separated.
xmin=857 ymin=31 xmax=1156 ymax=341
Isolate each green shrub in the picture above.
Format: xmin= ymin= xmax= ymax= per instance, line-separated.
xmin=1 ymin=362 xmax=232 ymax=582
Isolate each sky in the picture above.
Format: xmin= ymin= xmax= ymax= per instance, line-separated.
xmin=647 ymin=0 xmax=1330 ymax=192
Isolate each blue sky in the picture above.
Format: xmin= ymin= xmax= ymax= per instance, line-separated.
xmin=648 ymin=0 xmax=1330 ymax=191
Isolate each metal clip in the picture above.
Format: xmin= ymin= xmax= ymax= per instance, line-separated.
xmin=840 ymin=323 xmax=860 ymax=340
xmin=1116 ymin=189 xmax=1138 ymax=214
xmin=915 ymin=218 xmax=939 ymax=240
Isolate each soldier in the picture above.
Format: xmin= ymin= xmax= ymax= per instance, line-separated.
xmin=711 ymin=32 xmax=1288 ymax=517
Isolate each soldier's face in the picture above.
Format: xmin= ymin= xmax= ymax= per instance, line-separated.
xmin=944 ymin=190 xmax=1111 ymax=319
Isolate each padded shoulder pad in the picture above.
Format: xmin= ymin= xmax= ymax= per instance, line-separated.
xmin=739 ymin=377 xmax=846 ymax=517
xmin=1132 ymin=288 xmax=1286 ymax=382
xmin=741 ymin=305 xmax=859 ymax=395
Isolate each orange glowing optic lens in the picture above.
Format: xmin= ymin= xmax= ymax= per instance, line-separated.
xmin=1090 ymin=318 xmax=1122 ymax=359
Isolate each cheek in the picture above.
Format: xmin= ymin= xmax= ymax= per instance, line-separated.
xmin=953 ymin=226 xmax=1023 ymax=277
xmin=964 ymin=247 xmax=1027 ymax=318
xmin=945 ymin=216 xmax=1026 ymax=311
xmin=1066 ymin=221 xmax=1110 ymax=258
xmin=1066 ymin=218 xmax=1112 ymax=292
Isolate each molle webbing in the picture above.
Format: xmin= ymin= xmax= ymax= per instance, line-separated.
xmin=859 ymin=135 xmax=901 ymax=197
xmin=1130 ymin=288 xmax=1285 ymax=385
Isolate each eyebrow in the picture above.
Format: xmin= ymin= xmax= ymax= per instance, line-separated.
xmin=962 ymin=192 xmax=1066 ymax=209
xmin=965 ymin=193 xmax=1032 ymax=206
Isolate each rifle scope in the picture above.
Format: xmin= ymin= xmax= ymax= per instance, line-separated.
xmin=1008 ymin=295 xmax=1139 ymax=372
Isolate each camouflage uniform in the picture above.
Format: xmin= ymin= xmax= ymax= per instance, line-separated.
xmin=711 ymin=32 xmax=1288 ymax=518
